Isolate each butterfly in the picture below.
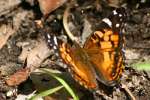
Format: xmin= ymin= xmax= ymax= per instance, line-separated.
xmin=45 ymin=7 xmax=126 ymax=90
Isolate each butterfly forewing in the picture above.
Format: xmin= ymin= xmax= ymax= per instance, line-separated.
xmin=84 ymin=8 xmax=126 ymax=86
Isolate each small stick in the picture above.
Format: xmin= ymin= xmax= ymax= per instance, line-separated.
xmin=121 ymin=83 xmax=136 ymax=100
xmin=63 ymin=7 xmax=78 ymax=42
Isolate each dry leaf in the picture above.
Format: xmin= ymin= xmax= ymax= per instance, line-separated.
xmin=5 ymin=68 xmax=30 ymax=86
xmin=25 ymin=39 xmax=52 ymax=71
xmin=38 ymin=0 xmax=67 ymax=16
xmin=0 ymin=11 xmax=28 ymax=49
xmin=6 ymin=38 xmax=52 ymax=86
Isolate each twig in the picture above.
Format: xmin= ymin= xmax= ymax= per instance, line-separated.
xmin=121 ymin=83 xmax=136 ymax=100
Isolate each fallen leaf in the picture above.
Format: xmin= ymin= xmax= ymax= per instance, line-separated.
xmin=38 ymin=0 xmax=67 ymax=16
xmin=6 ymin=38 xmax=52 ymax=86
xmin=0 ymin=25 xmax=15 ymax=49
xmin=5 ymin=68 xmax=30 ymax=86
xmin=0 ymin=11 xmax=28 ymax=49
xmin=26 ymin=39 xmax=52 ymax=71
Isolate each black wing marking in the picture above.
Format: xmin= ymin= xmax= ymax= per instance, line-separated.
xmin=102 ymin=7 xmax=127 ymax=33
xmin=44 ymin=32 xmax=60 ymax=57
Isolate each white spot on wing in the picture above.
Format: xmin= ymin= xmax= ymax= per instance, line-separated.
xmin=47 ymin=40 xmax=51 ymax=43
xmin=102 ymin=18 xmax=112 ymax=27
xmin=53 ymin=36 xmax=58 ymax=45
xmin=47 ymin=34 xmax=51 ymax=39
xmin=116 ymin=23 xmax=120 ymax=27
xmin=113 ymin=10 xmax=118 ymax=15
xmin=50 ymin=43 xmax=53 ymax=46
xmin=119 ymin=14 xmax=122 ymax=17
xmin=53 ymin=45 xmax=57 ymax=50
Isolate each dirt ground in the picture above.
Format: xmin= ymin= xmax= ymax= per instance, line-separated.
xmin=0 ymin=0 xmax=150 ymax=100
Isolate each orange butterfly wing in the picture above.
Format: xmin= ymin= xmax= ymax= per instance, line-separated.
xmin=84 ymin=29 xmax=124 ymax=86
xmin=59 ymin=42 xmax=98 ymax=89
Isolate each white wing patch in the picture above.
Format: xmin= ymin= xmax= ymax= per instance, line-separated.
xmin=113 ymin=10 xmax=118 ymax=15
xmin=116 ymin=23 xmax=120 ymax=28
xmin=102 ymin=18 xmax=112 ymax=27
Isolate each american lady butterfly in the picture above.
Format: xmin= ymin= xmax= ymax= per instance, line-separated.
xmin=45 ymin=7 xmax=126 ymax=90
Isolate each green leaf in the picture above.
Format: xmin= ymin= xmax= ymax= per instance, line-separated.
xmin=30 ymin=85 xmax=63 ymax=100
xmin=38 ymin=68 xmax=79 ymax=100
xmin=133 ymin=62 xmax=150 ymax=71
